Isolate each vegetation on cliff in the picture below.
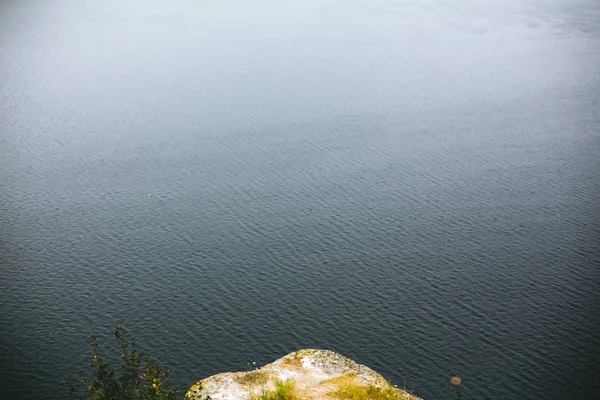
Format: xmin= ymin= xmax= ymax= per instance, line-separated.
xmin=68 ymin=322 xmax=180 ymax=400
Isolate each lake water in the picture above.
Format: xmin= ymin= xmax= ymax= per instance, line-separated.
xmin=1 ymin=0 xmax=600 ymax=399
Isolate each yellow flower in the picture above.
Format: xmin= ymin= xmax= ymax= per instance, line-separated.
xmin=152 ymin=383 xmax=157 ymax=389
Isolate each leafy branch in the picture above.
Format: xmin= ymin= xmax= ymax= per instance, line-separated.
xmin=68 ymin=322 xmax=181 ymax=400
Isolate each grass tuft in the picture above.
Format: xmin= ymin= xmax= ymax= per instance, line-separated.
xmin=327 ymin=373 xmax=404 ymax=400
xmin=250 ymin=378 xmax=298 ymax=400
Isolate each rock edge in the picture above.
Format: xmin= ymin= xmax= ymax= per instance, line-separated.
xmin=185 ymin=349 xmax=422 ymax=400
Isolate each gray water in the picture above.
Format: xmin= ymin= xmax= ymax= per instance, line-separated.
xmin=1 ymin=0 xmax=600 ymax=399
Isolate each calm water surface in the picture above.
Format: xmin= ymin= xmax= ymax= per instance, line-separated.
xmin=1 ymin=0 xmax=600 ymax=399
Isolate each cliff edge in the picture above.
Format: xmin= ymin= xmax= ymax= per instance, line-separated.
xmin=185 ymin=349 xmax=422 ymax=400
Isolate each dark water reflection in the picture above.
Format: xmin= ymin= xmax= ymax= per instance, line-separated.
xmin=1 ymin=1 xmax=600 ymax=399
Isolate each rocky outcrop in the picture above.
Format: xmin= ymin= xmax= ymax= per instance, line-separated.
xmin=185 ymin=349 xmax=422 ymax=400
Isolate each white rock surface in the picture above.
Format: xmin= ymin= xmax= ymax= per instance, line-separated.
xmin=185 ymin=349 xmax=423 ymax=400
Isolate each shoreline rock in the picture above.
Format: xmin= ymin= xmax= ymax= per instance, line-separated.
xmin=185 ymin=349 xmax=423 ymax=399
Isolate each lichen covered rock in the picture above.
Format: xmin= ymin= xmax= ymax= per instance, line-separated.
xmin=185 ymin=349 xmax=422 ymax=400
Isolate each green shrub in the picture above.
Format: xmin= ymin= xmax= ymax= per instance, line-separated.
xmin=68 ymin=322 xmax=181 ymax=400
